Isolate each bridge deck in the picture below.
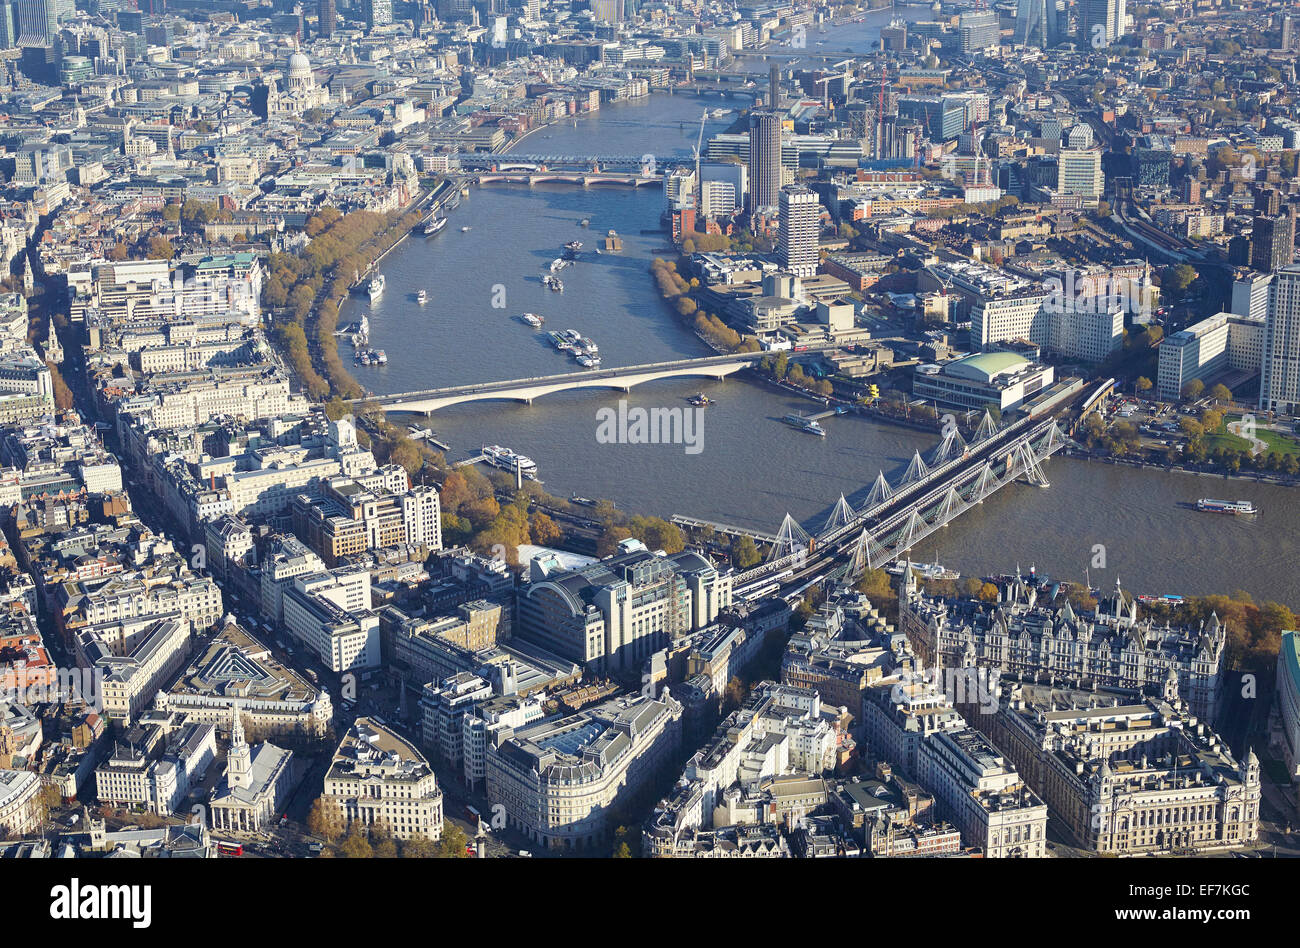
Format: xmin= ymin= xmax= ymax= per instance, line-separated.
xmin=671 ymin=515 xmax=779 ymax=545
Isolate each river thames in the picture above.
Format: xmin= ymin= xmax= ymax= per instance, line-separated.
xmin=339 ymin=45 xmax=1300 ymax=605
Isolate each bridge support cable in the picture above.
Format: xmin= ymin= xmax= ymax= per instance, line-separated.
xmin=846 ymin=527 xmax=889 ymax=578
xmin=1017 ymin=442 xmax=1052 ymax=488
xmin=928 ymin=426 xmax=968 ymax=466
xmin=893 ymin=509 xmax=929 ymax=554
xmin=972 ymin=410 xmax=1000 ymax=443
xmin=823 ymin=494 xmax=856 ymax=534
xmin=932 ymin=486 xmax=967 ymax=526
xmin=768 ymin=513 xmax=813 ymax=563
xmin=900 ymin=450 xmax=930 ymax=486
xmin=862 ymin=471 xmax=894 ymax=511
xmin=967 ymin=462 xmax=1000 ymax=504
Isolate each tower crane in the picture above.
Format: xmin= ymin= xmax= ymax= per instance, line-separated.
xmin=692 ymin=107 xmax=708 ymax=206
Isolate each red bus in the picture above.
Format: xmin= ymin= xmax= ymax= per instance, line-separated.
xmin=217 ymin=842 xmax=243 ymax=857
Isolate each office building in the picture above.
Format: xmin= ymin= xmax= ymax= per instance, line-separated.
xmin=1079 ymin=0 xmax=1124 ymax=47
xmin=778 ymin=185 xmax=820 ymax=278
xmin=1057 ymin=148 xmax=1105 ymax=204
xmin=747 ymin=111 xmax=782 ymax=213
xmin=486 ymin=693 xmax=682 ymax=851
xmin=518 ymin=539 xmax=732 ymax=673
xmin=158 ymin=620 xmax=333 ymax=740
xmin=0 ymin=3 xmax=16 ymax=49
xmin=958 ymin=9 xmax=1000 ymax=53
xmin=1260 ymin=265 xmax=1300 ymax=413
xmin=917 ymin=724 xmax=1048 ymax=857
xmin=15 ymin=0 xmax=55 ymax=46
xmin=969 ymin=681 xmax=1259 ymax=854
xmin=1015 ymin=0 xmax=1056 ymax=48
xmin=317 ymin=0 xmax=335 ymax=36
xmin=1251 ymin=214 xmax=1296 ymax=273
xmin=363 ymin=0 xmax=392 ymax=29
xmin=322 ymin=718 xmax=444 ymax=842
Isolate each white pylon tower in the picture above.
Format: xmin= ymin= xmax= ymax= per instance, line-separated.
xmin=973 ymin=409 xmax=999 ymax=443
xmin=768 ymin=513 xmax=813 ymax=562
xmin=900 ymin=450 xmax=929 ymax=485
xmin=847 ymin=527 xmax=886 ymax=577
xmin=823 ymin=493 xmax=856 ymax=533
xmin=929 ymin=425 xmax=967 ymax=465
xmin=894 ymin=508 xmax=928 ymax=553
xmin=863 ymin=470 xmax=894 ymax=510
xmin=967 ymin=461 xmax=999 ymax=504
xmin=933 ymin=485 xmax=966 ymax=524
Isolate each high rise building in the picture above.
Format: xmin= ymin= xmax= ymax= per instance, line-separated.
xmin=1057 ymin=148 xmax=1105 ymax=203
xmin=1079 ymin=0 xmax=1124 ymax=48
xmin=958 ymin=9 xmax=999 ymax=53
xmin=363 ymin=0 xmax=392 ymax=29
xmin=0 ymin=2 xmax=15 ymax=48
xmin=15 ymin=0 xmax=55 ymax=46
xmin=1014 ymin=0 xmax=1056 ymax=47
xmin=778 ymin=185 xmax=820 ymax=278
xmin=1251 ymin=213 xmax=1296 ymax=273
xmin=747 ymin=111 xmax=782 ymax=214
xmin=1260 ymin=265 xmax=1300 ymax=413
xmin=769 ymin=63 xmax=780 ymax=110
xmin=318 ymin=0 xmax=335 ymax=36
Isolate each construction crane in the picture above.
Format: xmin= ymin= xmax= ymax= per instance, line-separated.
xmin=813 ymin=75 xmax=832 ymax=110
xmin=692 ymin=108 xmax=708 ymax=207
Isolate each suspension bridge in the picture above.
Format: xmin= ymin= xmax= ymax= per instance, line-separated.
xmin=716 ymin=411 xmax=1074 ymax=601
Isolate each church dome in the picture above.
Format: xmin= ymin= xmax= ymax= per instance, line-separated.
xmin=288 ymin=51 xmax=312 ymax=79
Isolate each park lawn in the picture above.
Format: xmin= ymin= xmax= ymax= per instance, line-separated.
xmin=1203 ymin=427 xmax=1253 ymax=453
xmin=1225 ymin=414 xmax=1300 ymax=455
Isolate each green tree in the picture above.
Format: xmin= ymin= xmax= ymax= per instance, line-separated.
xmin=1181 ymin=378 xmax=1204 ymax=401
xmin=731 ymin=535 xmax=761 ymax=569
xmin=438 ymin=821 xmax=470 ymax=858
xmin=1209 ymin=383 xmax=1232 ymax=403
xmin=1135 ymin=376 xmax=1152 ymax=394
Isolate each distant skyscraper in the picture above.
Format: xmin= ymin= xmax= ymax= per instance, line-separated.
xmin=318 ymin=0 xmax=335 ymax=36
xmin=768 ymin=63 xmax=780 ymax=110
xmin=1079 ymin=0 xmax=1124 ymax=48
xmin=1058 ymin=148 xmax=1104 ymax=203
xmin=748 ymin=111 xmax=782 ymax=214
xmin=1259 ymin=265 xmax=1300 ymax=413
xmin=1014 ymin=0 xmax=1056 ymax=48
xmin=0 ymin=2 xmax=16 ymax=49
xmin=778 ymin=185 xmax=820 ymax=278
xmin=15 ymin=0 xmax=55 ymax=46
xmin=1252 ymin=213 xmax=1297 ymax=274
xmin=958 ymin=9 xmax=999 ymax=54
xmin=363 ymin=0 xmax=392 ymax=29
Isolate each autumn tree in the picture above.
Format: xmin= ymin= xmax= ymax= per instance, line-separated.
xmin=438 ymin=821 xmax=470 ymax=858
xmin=530 ymin=511 xmax=562 ymax=546
xmin=308 ymin=797 xmax=344 ymax=842
xmin=146 ymin=236 xmax=175 ymax=260
xmin=402 ymin=833 xmax=437 ymax=858
xmin=339 ymin=826 xmax=373 ymax=858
